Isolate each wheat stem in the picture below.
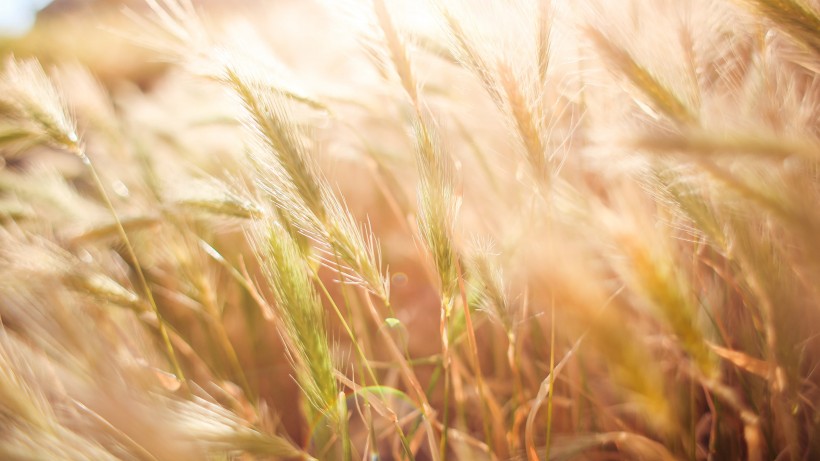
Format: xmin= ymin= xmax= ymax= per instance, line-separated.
xmin=78 ymin=149 xmax=186 ymax=385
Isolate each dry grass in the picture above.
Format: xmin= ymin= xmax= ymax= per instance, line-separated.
xmin=0 ymin=0 xmax=819 ymax=460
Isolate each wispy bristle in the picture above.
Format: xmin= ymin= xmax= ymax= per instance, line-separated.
xmin=739 ymin=0 xmax=820 ymax=55
xmin=372 ymin=0 xmax=420 ymax=106
xmin=230 ymin=65 xmax=390 ymax=301
xmin=536 ymin=0 xmax=552 ymax=84
xmin=497 ymin=61 xmax=548 ymax=179
xmin=467 ymin=240 xmax=515 ymax=337
xmin=413 ymin=114 xmax=459 ymax=302
xmin=251 ymin=220 xmax=339 ymax=423
xmin=586 ymin=27 xmax=696 ymax=126
xmin=0 ymin=58 xmax=80 ymax=152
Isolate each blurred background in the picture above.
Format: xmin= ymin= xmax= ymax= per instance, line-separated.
xmin=0 ymin=0 xmax=156 ymax=85
xmin=0 ymin=0 xmax=53 ymax=36
xmin=0 ymin=0 xmax=273 ymax=88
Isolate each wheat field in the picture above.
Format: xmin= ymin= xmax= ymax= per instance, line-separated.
xmin=0 ymin=0 xmax=818 ymax=460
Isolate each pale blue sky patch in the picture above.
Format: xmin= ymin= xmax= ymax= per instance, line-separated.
xmin=0 ymin=0 xmax=54 ymax=37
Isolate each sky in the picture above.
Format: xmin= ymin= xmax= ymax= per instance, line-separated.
xmin=0 ymin=0 xmax=54 ymax=36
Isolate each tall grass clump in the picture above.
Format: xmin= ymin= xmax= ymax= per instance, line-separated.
xmin=0 ymin=0 xmax=818 ymax=460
